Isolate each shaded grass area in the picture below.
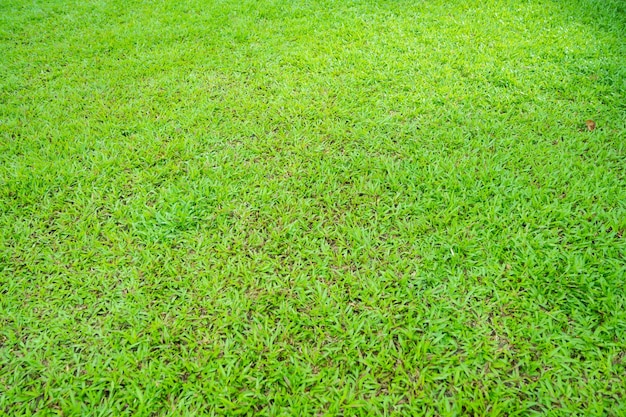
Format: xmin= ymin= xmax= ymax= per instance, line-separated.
xmin=1 ymin=0 xmax=625 ymax=415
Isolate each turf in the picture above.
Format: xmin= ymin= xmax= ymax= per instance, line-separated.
xmin=1 ymin=0 xmax=625 ymax=415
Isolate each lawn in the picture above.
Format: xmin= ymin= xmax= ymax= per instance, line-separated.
xmin=1 ymin=0 xmax=625 ymax=415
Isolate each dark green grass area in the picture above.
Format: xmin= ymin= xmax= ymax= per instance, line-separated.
xmin=1 ymin=0 xmax=625 ymax=415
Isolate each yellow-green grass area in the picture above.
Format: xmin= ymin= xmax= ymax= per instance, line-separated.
xmin=1 ymin=0 xmax=625 ymax=415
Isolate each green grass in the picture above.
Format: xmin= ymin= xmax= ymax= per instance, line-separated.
xmin=1 ymin=0 xmax=625 ymax=415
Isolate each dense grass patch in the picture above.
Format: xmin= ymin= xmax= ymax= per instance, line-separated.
xmin=1 ymin=0 xmax=625 ymax=415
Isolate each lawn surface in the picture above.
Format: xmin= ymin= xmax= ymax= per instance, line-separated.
xmin=1 ymin=0 xmax=625 ymax=415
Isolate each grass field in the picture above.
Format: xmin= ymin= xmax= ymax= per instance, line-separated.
xmin=1 ymin=0 xmax=625 ymax=415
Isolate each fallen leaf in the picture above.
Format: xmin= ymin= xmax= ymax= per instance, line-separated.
xmin=585 ymin=119 xmax=596 ymax=131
